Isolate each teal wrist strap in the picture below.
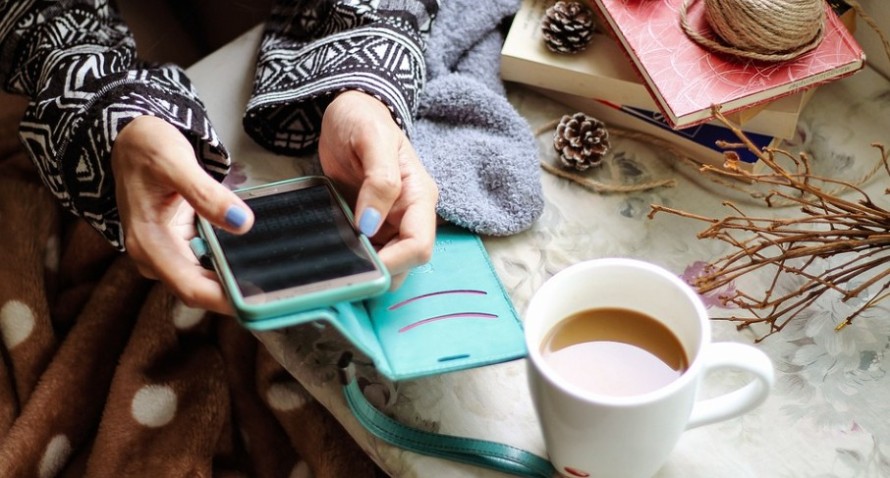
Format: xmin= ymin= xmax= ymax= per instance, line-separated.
xmin=339 ymin=356 xmax=557 ymax=478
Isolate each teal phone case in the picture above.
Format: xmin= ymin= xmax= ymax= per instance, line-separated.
xmin=194 ymin=224 xmax=528 ymax=381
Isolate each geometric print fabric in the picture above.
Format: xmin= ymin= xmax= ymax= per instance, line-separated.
xmin=2 ymin=0 xmax=438 ymax=250
xmin=244 ymin=0 xmax=438 ymax=154
xmin=2 ymin=1 xmax=227 ymax=249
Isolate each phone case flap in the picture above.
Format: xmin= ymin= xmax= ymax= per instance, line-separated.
xmin=362 ymin=225 xmax=527 ymax=380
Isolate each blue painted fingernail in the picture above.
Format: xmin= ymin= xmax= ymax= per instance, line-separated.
xmin=225 ymin=205 xmax=248 ymax=228
xmin=358 ymin=207 xmax=382 ymax=236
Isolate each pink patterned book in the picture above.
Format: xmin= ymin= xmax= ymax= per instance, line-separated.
xmin=587 ymin=0 xmax=866 ymax=129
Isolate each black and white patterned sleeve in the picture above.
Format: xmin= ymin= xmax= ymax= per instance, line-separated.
xmin=243 ymin=0 xmax=439 ymax=155
xmin=0 ymin=0 xmax=229 ymax=249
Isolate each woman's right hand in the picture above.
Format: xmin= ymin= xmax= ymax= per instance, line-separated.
xmin=318 ymin=91 xmax=439 ymax=289
xmin=111 ymin=115 xmax=254 ymax=315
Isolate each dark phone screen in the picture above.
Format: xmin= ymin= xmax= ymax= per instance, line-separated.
xmin=215 ymin=184 xmax=377 ymax=298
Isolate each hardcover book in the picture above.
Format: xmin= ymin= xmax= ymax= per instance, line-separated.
xmin=501 ymin=0 xmax=654 ymax=110
xmin=501 ymin=0 xmax=813 ymax=139
xmin=586 ymin=0 xmax=866 ymax=129
xmin=534 ymin=86 xmax=779 ymax=173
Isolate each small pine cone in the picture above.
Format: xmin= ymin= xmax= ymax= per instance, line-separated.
xmin=554 ymin=113 xmax=611 ymax=171
xmin=541 ymin=1 xmax=596 ymax=54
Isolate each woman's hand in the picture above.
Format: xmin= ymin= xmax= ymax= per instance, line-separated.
xmin=318 ymin=91 xmax=439 ymax=287
xmin=111 ymin=115 xmax=254 ymax=314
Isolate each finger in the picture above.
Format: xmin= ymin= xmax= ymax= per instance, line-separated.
xmin=377 ymin=209 xmax=437 ymax=280
xmin=388 ymin=272 xmax=409 ymax=291
xmin=378 ymin=231 xmax=434 ymax=279
xmin=353 ymin=137 xmax=403 ymax=238
xmin=134 ymin=263 xmax=159 ymax=281
xmin=151 ymin=252 xmax=234 ymax=315
xmin=129 ymin=226 xmax=234 ymax=315
xmin=163 ymin=158 xmax=254 ymax=235
xmin=136 ymin=255 xmax=232 ymax=315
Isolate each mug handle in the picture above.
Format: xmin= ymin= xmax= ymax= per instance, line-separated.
xmin=686 ymin=342 xmax=775 ymax=430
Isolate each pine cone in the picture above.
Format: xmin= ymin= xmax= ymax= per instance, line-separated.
xmin=554 ymin=113 xmax=611 ymax=171
xmin=541 ymin=1 xmax=596 ymax=54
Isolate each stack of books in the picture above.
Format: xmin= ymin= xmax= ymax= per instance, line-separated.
xmin=502 ymin=0 xmax=865 ymax=171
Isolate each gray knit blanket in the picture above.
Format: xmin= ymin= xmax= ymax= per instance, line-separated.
xmin=415 ymin=0 xmax=544 ymax=236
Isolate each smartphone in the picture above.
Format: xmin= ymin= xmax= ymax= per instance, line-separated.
xmin=196 ymin=176 xmax=390 ymax=322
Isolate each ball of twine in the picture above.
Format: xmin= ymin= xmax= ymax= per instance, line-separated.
xmin=680 ymin=0 xmax=826 ymax=62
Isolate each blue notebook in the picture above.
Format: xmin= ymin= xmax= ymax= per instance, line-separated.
xmin=232 ymin=224 xmax=528 ymax=381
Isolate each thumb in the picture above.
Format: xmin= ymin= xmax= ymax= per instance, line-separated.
xmin=171 ymin=160 xmax=254 ymax=234
xmin=353 ymin=140 xmax=402 ymax=238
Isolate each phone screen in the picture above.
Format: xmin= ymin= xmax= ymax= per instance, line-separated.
xmin=213 ymin=183 xmax=381 ymax=304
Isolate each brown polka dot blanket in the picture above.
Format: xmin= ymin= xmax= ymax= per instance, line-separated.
xmin=0 ymin=94 xmax=382 ymax=477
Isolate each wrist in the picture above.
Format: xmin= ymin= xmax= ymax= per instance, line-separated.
xmin=111 ymin=115 xmax=190 ymax=171
xmin=331 ymin=90 xmax=390 ymax=115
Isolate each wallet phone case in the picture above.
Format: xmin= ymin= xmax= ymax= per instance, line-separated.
xmin=195 ymin=224 xmax=527 ymax=381
xmin=195 ymin=224 xmax=550 ymax=475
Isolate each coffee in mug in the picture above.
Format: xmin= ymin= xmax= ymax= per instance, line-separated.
xmin=525 ymin=258 xmax=774 ymax=478
xmin=541 ymin=307 xmax=688 ymax=397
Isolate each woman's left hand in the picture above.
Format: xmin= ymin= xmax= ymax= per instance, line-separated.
xmin=318 ymin=91 xmax=439 ymax=288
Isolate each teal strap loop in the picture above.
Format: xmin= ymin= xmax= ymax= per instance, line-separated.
xmin=343 ymin=380 xmax=556 ymax=477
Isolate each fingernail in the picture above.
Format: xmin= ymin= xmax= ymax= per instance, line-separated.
xmin=225 ymin=205 xmax=248 ymax=228
xmin=358 ymin=207 xmax=382 ymax=236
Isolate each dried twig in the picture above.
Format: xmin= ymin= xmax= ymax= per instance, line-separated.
xmin=648 ymin=108 xmax=890 ymax=342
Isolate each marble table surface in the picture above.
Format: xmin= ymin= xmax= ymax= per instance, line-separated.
xmin=187 ymin=25 xmax=890 ymax=478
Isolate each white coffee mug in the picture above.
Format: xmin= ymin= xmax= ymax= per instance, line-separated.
xmin=525 ymin=258 xmax=774 ymax=478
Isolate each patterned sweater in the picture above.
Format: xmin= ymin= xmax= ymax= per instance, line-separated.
xmin=0 ymin=0 xmax=438 ymax=249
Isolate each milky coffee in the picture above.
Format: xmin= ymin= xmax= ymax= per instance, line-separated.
xmin=541 ymin=307 xmax=688 ymax=397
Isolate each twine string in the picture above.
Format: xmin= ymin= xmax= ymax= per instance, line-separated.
xmin=680 ymin=0 xmax=826 ymax=62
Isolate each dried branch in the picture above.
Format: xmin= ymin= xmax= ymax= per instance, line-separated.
xmin=648 ymin=109 xmax=890 ymax=342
